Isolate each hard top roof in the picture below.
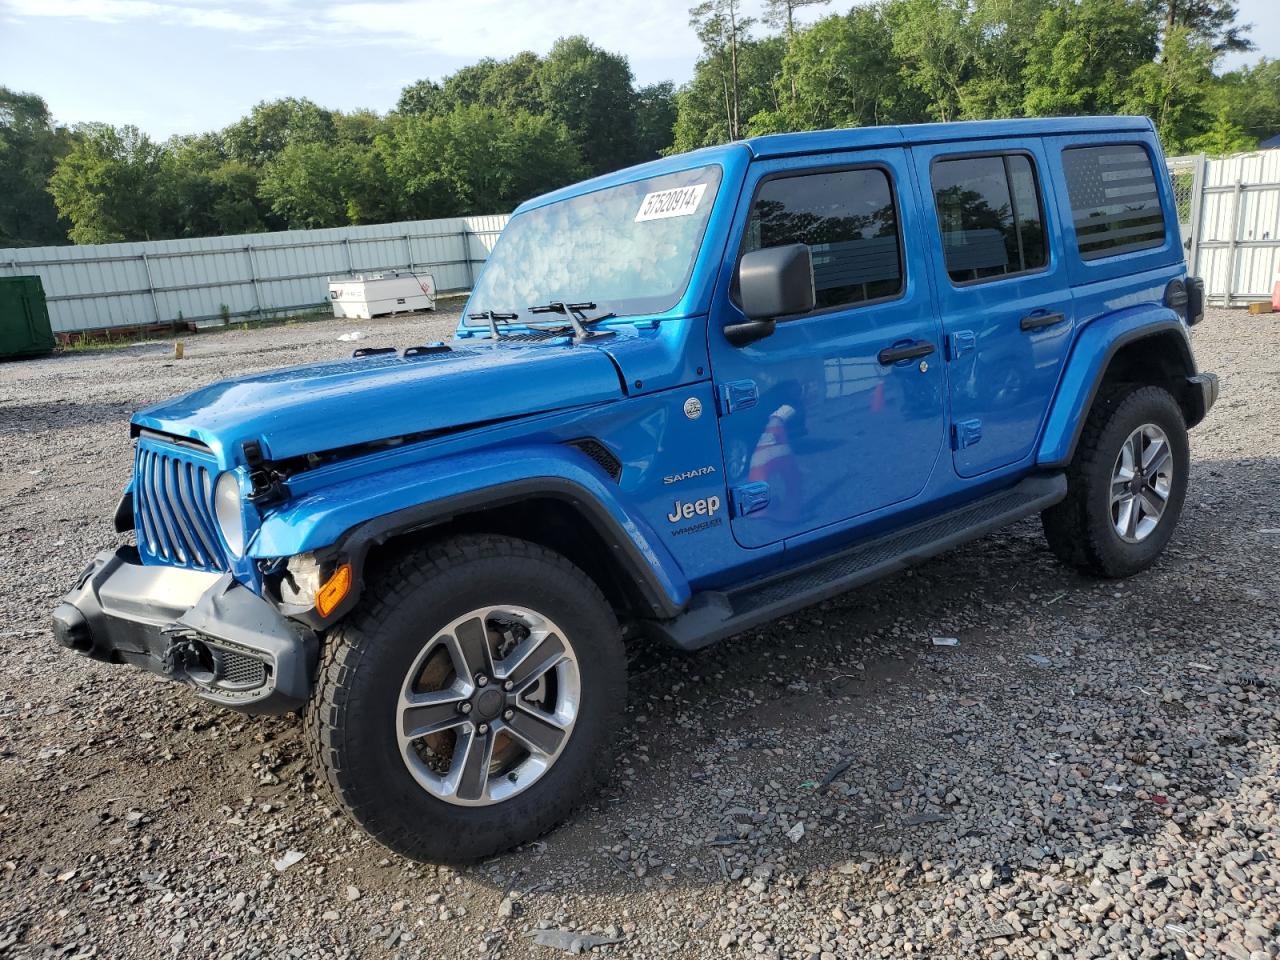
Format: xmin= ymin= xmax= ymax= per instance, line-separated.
xmin=744 ymin=115 xmax=1155 ymax=159
xmin=513 ymin=116 xmax=1155 ymax=214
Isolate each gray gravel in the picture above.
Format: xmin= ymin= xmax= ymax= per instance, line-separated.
xmin=1 ymin=306 xmax=1277 ymax=960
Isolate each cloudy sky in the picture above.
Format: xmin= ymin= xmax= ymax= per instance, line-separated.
xmin=1 ymin=0 xmax=1275 ymax=140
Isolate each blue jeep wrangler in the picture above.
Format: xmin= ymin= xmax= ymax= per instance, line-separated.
xmin=53 ymin=116 xmax=1217 ymax=861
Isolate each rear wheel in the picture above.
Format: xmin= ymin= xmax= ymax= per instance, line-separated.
xmin=1041 ymin=384 xmax=1189 ymax=578
xmin=307 ymin=534 xmax=626 ymax=862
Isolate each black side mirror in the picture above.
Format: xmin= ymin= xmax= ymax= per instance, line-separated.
xmin=725 ymin=243 xmax=815 ymax=347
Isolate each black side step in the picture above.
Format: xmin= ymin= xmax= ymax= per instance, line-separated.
xmin=648 ymin=473 xmax=1067 ymax=651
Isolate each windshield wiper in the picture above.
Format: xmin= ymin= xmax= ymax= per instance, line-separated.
xmin=527 ymin=302 xmax=617 ymax=342
xmin=467 ymin=309 xmax=520 ymax=341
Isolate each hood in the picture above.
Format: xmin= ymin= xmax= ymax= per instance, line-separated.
xmin=132 ymin=340 xmax=625 ymax=463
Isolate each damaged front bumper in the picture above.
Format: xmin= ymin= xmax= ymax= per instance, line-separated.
xmin=51 ymin=548 xmax=317 ymax=714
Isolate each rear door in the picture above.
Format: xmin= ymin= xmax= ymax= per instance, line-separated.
xmin=910 ymin=139 xmax=1074 ymax=477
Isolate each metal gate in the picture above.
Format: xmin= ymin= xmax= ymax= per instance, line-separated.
xmin=1168 ymin=151 xmax=1280 ymax=306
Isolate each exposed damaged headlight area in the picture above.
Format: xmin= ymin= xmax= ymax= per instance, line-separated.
xmin=279 ymin=552 xmax=324 ymax=608
xmin=276 ymin=552 xmax=355 ymax=622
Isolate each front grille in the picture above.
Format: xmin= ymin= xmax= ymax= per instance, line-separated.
xmin=133 ymin=437 xmax=228 ymax=572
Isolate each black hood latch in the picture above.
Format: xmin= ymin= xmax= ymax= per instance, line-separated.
xmin=242 ymin=440 xmax=290 ymax=507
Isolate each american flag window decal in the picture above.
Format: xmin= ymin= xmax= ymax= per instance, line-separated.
xmin=1062 ymin=145 xmax=1166 ymax=261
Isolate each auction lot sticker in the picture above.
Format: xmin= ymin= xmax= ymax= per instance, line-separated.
xmin=635 ymin=183 xmax=708 ymax=222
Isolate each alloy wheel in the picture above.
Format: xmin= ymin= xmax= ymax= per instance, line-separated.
xmin=396 ymin=606 xmax=581 ymax=807
xmin=1110 ymin=423 xmax=1174 ymax=544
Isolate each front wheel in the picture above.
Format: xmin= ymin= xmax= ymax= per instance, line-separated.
xmin=1041 ymin=384 xmax=1190 ymax=578
xmin=306 ymin=535 xmax=626 ymax=862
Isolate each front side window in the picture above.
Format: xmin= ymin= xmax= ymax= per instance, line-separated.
xmin=465 ymin=165 xmax=722 ymax=322
xmin=742 ymin=167 xmax=903 ymax=311
xmin=1062 ymin=144 xmax=1166 ymax=260
xmin=932 ymin=154 xmax=1048 ymax=284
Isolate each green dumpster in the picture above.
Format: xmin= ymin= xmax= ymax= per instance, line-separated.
xmin=0 ymin=275 xmax=55 ymax=359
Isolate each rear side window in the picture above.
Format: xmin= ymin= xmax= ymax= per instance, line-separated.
xmin=743 ymin=167 xmax=903 ymax=310
xmin=931 ymin=154 xmax=1047 ymax=284
xmin=1062 ymin=144 xmax=1166 ymax=260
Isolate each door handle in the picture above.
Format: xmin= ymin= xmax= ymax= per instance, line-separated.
xmin=1020 ymin=311 xmax=1067 ymax=331
xmin=878 ymin=341 xmax=936 ymax=365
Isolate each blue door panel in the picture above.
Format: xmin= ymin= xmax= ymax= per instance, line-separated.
xmin=707 ymin=148 xmax=948 ymax=549
xmin=908 ymin=138 xmax=1075 ymax=477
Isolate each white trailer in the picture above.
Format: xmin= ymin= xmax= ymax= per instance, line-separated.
xmin=328 ymin=271 xmax=436 ymax=320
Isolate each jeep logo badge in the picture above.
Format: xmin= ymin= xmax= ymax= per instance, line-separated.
xmin=667 ymin=495 xmax=721 ymax=523
xmin=683 ymin=397 xmax=702 ymax=420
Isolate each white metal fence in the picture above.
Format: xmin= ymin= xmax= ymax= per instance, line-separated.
xmin=0 ymin=215 xmax=510 ymax=334
xmin=1168 ymin=151 xmax=1280 ymax=306
xmin=7 ymin=153 xmax=1275 ymax=333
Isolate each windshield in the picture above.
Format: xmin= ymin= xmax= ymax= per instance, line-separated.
xmin=466 ymin=165 xmax=723 ymax=323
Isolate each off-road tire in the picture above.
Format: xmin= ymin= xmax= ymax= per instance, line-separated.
xmin=306 ymin=534 xmax=626 ymax=862
xmin=1041 ymin=384 xmax=1189 ymax=578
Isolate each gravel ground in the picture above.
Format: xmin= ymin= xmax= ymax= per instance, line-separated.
xmin=0 ymin=306 xmax=1277 ymax=960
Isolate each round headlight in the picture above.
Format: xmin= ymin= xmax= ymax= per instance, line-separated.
xmin=213 ymin=471 xmax=246 ymax=557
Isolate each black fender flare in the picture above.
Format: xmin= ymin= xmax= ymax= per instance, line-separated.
xmin=289 ymin=477 xmax=688 ymax=629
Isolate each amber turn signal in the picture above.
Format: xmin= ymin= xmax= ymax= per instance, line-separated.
xmin=316 ymin=563 xmax=353 ymax=618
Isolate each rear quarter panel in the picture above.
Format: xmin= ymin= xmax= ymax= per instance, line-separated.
xmin=1034 ymin=129 xmax=1192 ymax=466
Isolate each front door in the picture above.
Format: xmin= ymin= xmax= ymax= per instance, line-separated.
xmin=708 ymin=149 xmax=947 ymax=549
xmin=909 ymin=139 xmax=1075 ymax=477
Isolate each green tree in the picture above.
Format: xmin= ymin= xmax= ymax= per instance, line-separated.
xmin=689 ymin=0 xmax=758 ymax=141
xmin=206 ymin=161 xmax=267 ymax=233
xmin=759 ymin=6 xmax=923 ymax=133
xmin=333 ymin=108 xmax=388 ymax=146
xmin=1209 ymin=58 xmax=1280 ymax=145
xmin=397 ymin=55 xmax=544 ymax=117
xmin=48 ymin=123 xmax=167 ymax=243
xmin=1186 ymin=105 xmax=1256 ymax=153
xmin=343 ymin=147 xmax=397 ymax=224
xmin=635 ymin=81 xmax=678 ymax=160
xmin=161 ymin=133 xmax=268 ymax=237
xmin=257 ymin=140 xmax=360 ymax=229
xmin=763 ymin=0 xmax=831 ymax=38
xmin=674 ymin=35 xmax=784 ymax=149
xmin=1123 ymin=25 xmax=1217 ymax=151
xmin=396 ymin=78 xmax=446 ymax=116
xmin=1023 ymin=0 xmax=1160 ymax=116
xmin=884 ymin=0 xmax=975 ymax=122
xmin=0 ymin=87 xmax=72 ymax=245
xmin=1159 ymin=0 xmax=1253 ymax=54
xmin=379 ymin=105 xmax=586 ymax=219
xmin=223 ymin=97 xmax=336 ymax=165
xmin=956 ymin=0 xmax=1050 ymax=119
xmin=483 ymin=52 xmax=547 ymax=115
xmin=539 ymin=36 xmax=641 ymax=174
xmin=439 ymin=60 xmax=503 ymax=111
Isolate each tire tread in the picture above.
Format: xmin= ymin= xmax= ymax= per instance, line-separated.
xmin=1041 ymin=383 xmax=1188 ymax=578
xmin=304 ymin=534 xmax=622 ymax=862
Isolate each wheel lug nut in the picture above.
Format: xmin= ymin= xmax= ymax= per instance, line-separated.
xmin=477 ymin=723 xmax=489 ymax=734
xmin=502 ymin=680 xmax=513 ymax=691
xmin=458 ymin=702 xmax=472 ymax=714
xmin=476 ymin=675 xmax=489 ymax=687
xmin=503 ymin=709 xmax=514 ymax=721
